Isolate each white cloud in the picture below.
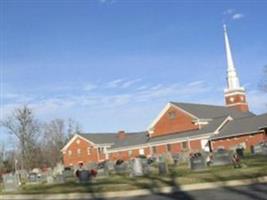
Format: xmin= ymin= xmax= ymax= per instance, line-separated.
xmin=223 ymin=9 xmax=235 ymax=15
xmin=83 ymin=83 xmax=97 ymax=91
xmin=106 ymin=78 xmax=124 ymax=88
xmin=232 ymin=13 xmax=245 ymax=20
xmin=121 ymin=79 xmax=141 ymax=89
xmin=223 ymin=9 xmax=245 ymax=21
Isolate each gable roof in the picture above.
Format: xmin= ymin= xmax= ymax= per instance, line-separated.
xmin=79 ymin=133 xmax=118 ymax=144
xmin=110 ymin=131 xmax=149 ymax=149
xmin=171 ymin=102 xmax=255 ymax=119
xmin=148 ymin=115 xmax=229 ymax=144
xmin=211 ymin=113 xmax=267 ymax=140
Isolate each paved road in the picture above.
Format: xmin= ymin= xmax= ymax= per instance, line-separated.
xmin=107 ymin=183 xmax=267 ymax=200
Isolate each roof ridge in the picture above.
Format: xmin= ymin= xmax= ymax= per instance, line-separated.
xmin=170 ymin=101 xmax=226 ymax=108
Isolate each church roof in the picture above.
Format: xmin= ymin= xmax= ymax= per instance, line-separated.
xmin=171 ymin=102 xmax=255 ymax=119
xmin=110 ymin=131 xmax=149 ymax=149
xmin=211 ymin=113 xmax=267 ymax=140
xmin=148 ymin=116 xmax=228 ymax=144
xmin=75 ymin=103 xmax=264 ymax=150
xmin=79 ymin=133 xmax=117 ymax=144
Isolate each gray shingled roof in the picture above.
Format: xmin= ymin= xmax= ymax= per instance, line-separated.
xmin=171 ymin=102 xmax=255 ymax=119
xmin=211 ymin=113 xmax=267 ymax=140
xmin=110 ymin=132 xmax=149 ymax=149
xmin=79 ymin=133 xmax=117 ymax=144
xmin=148 ymin=116 xmax=228 ymax=143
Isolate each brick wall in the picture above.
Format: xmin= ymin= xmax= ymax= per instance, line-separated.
xmin=189 ymin=140 xmax=202 ymax=152
xmin=211 ymin=132 xmax=266 ymax=151
xmin=63 ymin=136 xmax=98 ymax=167
xmin=151 ymin=106 xmax=199 ymax=137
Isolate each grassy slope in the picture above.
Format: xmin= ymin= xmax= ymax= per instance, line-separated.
xmin=1 ymin=154 xmax=267 ymax=194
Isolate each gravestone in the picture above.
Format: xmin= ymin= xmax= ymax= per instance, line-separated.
xmin=141 ymin=159 xmax=151 ymax=175
xmin=236 ymin=148 xmax=244 ymax=158
xmin=55 ymin=174 xmax=65 ymax=184
xmin=2 ymin=173 xmax=19 ymax=192
xmin=103 ymin=161 xmax=114 ymax=176
xmin=63 ymin=169 xmax=74 ymax=182
xmin=132 ymin=158 xmax=143 ymax=176
xmin=115 ymin=160 xmax=128 ymax=175
xmin=46 ymin=176 xmax=54 ymax=184
xmin=172 ymin=154 xmax=180 ymax=166
xmin=78 ymin=170 xmax=91 ymax=183
xmin=212 ymin=149 xmax=232 ymax=166
xmin=28 ymin=172 xmax=38 ymax=183
xmin=189 ymin=155 xmax=206 ymax=171
xmin=158 ymin=162 xmax=168 ymax=175
xmin=253 ymin=142 xmax=267 ymax=155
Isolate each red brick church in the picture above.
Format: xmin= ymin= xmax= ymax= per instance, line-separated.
xmin=61 ymin=25 xmax=267 ymax=167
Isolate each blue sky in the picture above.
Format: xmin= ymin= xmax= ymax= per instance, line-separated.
xmin=1 ymin=0 xmax=267 ymax=143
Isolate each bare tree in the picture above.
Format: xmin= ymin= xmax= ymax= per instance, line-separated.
xmin=66 ymin=118 xmax=82 ymax=142
xmin=41 ymin=119 xmax=66 ymax=167
xmin=0 ymin=105 xmax=40 ymax=170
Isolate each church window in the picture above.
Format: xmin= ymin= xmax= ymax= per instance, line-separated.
xmin=88 ymin=147 xmax=92 ymax=155
xmin=168 ymin=111 xmax=176 ymax=120
xmin=68 ymin=150 xmax=72 ymax=156
xmin=76 ymin=139 xmax=80 ymax=144
xmin=77 ymin=148 xmax=81 ymax=155
xmin=230 ymin=97 xmax=234 ymax=102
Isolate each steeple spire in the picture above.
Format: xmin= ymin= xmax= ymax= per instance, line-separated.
xmin=223 ymin=24 xmax=242 ymax=91
xmin=223 ymin=24 xmax=249 ymax=112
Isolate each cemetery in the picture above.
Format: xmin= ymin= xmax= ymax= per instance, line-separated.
xmin=0 ymin=148 xmax=267 ymax=194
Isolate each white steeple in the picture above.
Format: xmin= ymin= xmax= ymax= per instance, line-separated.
xmin=223 ymin=24 xmax=244 ymax=92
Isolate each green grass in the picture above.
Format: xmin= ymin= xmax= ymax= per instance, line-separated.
xmin=1 ymin=154 xmax=267 ymax=194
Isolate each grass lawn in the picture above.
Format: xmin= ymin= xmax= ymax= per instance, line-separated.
xmin=1 ymin=154 xmax=267 ymax=194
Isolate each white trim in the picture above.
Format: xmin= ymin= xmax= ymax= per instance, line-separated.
xmin=211 ymin=130 xmax=264 ymax=141
xmin=147 ymin=102 xmax=199 ymax=135
xmin=214 ymin=116 xmax=233 ymax=134
xmin=147 ymin=103 xmax=172 ymax=134
xmin=61 ymin=134 xmax=96 ymax=152
xmin=224 ymin=90 xmax=246 ymax=97
xmin=226 ymin=102 xmax=248 ymax=106
xmin=107 ymin=133 xmax=212 ymax=153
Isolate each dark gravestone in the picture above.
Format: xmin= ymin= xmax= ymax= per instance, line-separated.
xmin=158 ymin=162 xmax=168 ymax=175
xmin=2 ymin=173 xmax=19 ymax=192
xmin=190 ymin=156 xmax=206 ymax=171
xmin=115 ymin=160 xmax=128 ymax=175
xmin=141 ymin=159 xmax=151 ymax=175
xmin=78 ymin=170 xmax=91 ymax=183
xmin=28 ymin=172 xmax=38 ymax=183
xmin=236 ymin=148 xmax=244 ymax=158
xmin=172 ymin=154 xmax=180 ymax=166
xmin=212 ymin=149 xmax=232 ymax=166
